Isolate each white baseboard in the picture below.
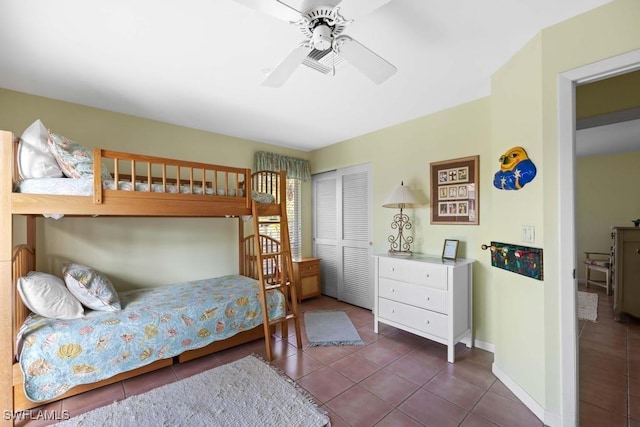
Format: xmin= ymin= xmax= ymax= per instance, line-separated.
xmin=492 ymin=362 xmax=561 ymax=427
xmin=474 ymin=339 xmax=495 ymax=353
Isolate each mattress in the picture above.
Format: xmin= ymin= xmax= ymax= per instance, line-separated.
xmin=15 ymin=178 xmax=275 ymax=204
xmin=16 ymin=178 xmax=243 ymax=196
xmin=16 ymin=274 xmax=285 ymax=402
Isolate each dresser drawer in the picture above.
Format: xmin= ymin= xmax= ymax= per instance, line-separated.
xmin=297 ymin=260 xmax=320 ymax=276
xmin=378 ymin=298 xmax=447 ymax=338
xmin=379 ymin=278 xmax=447 ymax=314
xmin=378 ymin=257 xmax=411 ymax=282
xmin=410 ymin=262 xmax=448 ymax=290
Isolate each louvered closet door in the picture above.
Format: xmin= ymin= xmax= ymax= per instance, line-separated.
xmin=337 ymin=164 xmax=373 ymax=309
xmin=312 ymin=164 xmax=373 ymax=308
xmin=312 ymin=171 xmax=338 ymax=298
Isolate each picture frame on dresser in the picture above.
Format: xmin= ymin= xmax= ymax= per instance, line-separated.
xmin=442 ymin=239 xmax=459 ymax=260
xmin=430 ymin=155 xmax=479 ymax=225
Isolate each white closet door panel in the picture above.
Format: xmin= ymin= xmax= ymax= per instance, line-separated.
xmin=316 ymin=243 xmax=338 ymax=297
xmin=341 ymin=246 xmax=372 ymax=308
xmin=315 ymin=177 xmax=337 ymax=240
xmin=313 ymin=171 xmax=338 ymax=298
xmin=337 ymin=164 xmax=373 ymax=309
xmin=342 ymin=171 xmax=369 ymax=242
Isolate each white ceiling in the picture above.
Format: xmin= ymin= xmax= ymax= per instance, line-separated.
xmin=0 ymin=0 xmax=613 ymax=152
xmin=577 ymin=119 xmax=640 ymax=157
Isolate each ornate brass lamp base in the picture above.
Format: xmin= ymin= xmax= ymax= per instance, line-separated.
xmin=387 ymin=208 xmax=414 ymax=256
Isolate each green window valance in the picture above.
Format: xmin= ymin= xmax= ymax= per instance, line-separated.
xmin=254 ymin=151 xmax=311 ymax=181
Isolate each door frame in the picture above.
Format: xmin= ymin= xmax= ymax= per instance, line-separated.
xmin=558 ymin=48 xmax=640 ymax=426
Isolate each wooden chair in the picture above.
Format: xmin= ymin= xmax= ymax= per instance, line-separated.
xmin=584 ymin=251 xmax=612 ymax=295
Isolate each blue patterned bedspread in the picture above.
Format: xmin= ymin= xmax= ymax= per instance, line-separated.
xmin=17 ymin=275 xmax=285 ymax=402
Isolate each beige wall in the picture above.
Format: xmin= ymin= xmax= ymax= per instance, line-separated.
xmin=576 ymin=151 xmax=640 ymax=279
xmin=0 ymin=88 xmax=313 ymax=289
xmin=311 ymin=97 xmax=495 ymax=346
xmin=576 ymin=69 xmax=640 ymax=119
xmin=490 ymin=32 xmax=546 ymax=404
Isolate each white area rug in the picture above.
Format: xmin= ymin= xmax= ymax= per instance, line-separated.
xmin=578 ymin=291 xmax=598 ymax=322
xmin=54 ymin=355 xmax=329 ymax=427
xmin=304 ymin=310 xmax=365 ymax=347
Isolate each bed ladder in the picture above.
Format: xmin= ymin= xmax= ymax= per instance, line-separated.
xmin=251 ymin=201 xmax=302 ymax=361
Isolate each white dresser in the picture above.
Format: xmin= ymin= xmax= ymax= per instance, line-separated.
xmin=373 ymin=254 xmax=474 ymax=363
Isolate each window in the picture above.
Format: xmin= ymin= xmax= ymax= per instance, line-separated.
xmin=258 ymin=178 xmax=302 ymax=260
xmin=254 ymin=151 xmax=309 ymax=261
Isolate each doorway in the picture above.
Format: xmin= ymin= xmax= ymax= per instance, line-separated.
xmin=558 ymin=48 xmax=640 ymax=426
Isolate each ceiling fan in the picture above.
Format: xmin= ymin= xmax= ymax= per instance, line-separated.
xmin=234 ymin=0 xmax=397 ymax=87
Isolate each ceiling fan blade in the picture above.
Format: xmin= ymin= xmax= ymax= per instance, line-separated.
xmin=233 ymin=0 xmax=301 ymax=21
xmin=337 ymin=0 xmax=392 ymax=18
xmin=334 ymin=36 xmax=396 ymax=84
xmin=262 ymin=43 xmax=313 ymax=87
xmin=278 ymin=0 xmax=341 ymax=13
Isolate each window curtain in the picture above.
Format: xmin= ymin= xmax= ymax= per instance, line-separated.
xmin=254 ymin=151 xmax=311 ymax=181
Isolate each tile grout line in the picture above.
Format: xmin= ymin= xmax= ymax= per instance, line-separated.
xmin=456 ymin=377 xmax=499 ymax=426
xmin=380 ymin=357 xmax=453 ymax=427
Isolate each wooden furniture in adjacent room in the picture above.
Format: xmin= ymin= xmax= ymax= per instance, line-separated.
xmin=612 ymin=226 xmax=640 ymax=320
xmin=373 ymin=254 xmax=474 ymax=363
xmin=583 ymin=251 xmax=612 ymax=295
xmin=292 ymin=257 xmax=321 ymax=302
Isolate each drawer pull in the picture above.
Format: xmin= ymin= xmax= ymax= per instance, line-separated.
xmin=425 ymin=320 xmax=430 ymax=324
xmin=426 ymin=297 xmax=430 ymax=301
xmin=391 ymin=288 xmax=395 ymax=293
xmin=391 ymin=309 xmax=395 ymax=314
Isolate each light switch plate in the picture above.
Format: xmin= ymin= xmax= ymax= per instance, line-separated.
xmin=522 ymin=225 xmax=535 ymax=243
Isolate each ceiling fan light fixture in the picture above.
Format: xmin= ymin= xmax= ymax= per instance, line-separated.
xmin=311 ymin=24 xmax=332 ymax=51
xmin=244 ymin=1 xmax=396 ymax=86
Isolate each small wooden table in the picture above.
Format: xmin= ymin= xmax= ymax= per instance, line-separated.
xmin=292 ymin=257 xmax=321 ymax=302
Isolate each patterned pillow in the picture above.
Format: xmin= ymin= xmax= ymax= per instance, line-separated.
xmin=62 ymin=263 xmax=121 ymax=311
xmin=17 ymin=119 xmax=64 ymax=179
xmin=17 ymin=272 xmax=84 ymax=319
xmin=47 ymin=131 xmax=112 ymax=180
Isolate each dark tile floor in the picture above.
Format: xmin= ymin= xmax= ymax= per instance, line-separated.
xmin=17 ymin=296 xmax=548 ymax=426
xmin=578 ymin=284 xmax=640 ymax=427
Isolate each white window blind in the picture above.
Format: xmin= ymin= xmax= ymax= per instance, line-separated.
xmin=259 ymin=178 xmax=301 ymax=260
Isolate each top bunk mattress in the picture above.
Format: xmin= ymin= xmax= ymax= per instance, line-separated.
xmin=15 ymin=178 xmax=275 ymax=203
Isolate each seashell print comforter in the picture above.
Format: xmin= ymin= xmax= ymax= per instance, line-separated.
xmin=16 ymin=275 xmax=285 ymax=402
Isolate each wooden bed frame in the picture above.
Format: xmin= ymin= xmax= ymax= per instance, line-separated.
xmin=0 ymin=130 xmax=299 ymax=420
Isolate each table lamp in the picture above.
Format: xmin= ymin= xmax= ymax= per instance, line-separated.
xmin=383 ymin=181 xmax=418 ymax=256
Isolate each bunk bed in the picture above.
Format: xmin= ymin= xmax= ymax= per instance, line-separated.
xmin=0 ymin=129 xmax=302 ymax=416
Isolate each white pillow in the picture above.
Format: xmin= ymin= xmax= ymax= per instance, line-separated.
xmin=17 ymin=119 xmax=64 ymax=179
xmin=17 ymin=272 xmax=84 ymax=319
xmin=62 ymin=263 xmax=121 ymax=311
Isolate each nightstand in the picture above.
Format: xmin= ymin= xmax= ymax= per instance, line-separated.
xmin=292 ymin=257 xmax=321 ymax=302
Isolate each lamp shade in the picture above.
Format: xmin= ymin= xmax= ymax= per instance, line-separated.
xmin=382 ymin=183 xmax=417 ymax=208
